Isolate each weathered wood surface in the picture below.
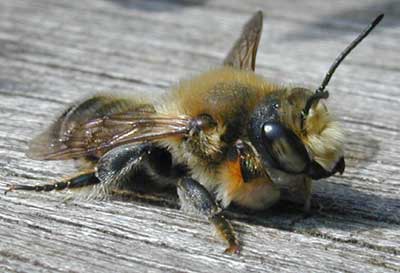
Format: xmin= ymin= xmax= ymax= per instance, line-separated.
xmin=0 ymin=0 xmax=399 ymax=272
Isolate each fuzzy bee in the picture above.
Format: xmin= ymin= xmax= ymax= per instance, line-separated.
xmin=7 ymin=11 xmax=383 ymax=254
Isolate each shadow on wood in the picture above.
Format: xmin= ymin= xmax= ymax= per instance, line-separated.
xmin=106 ymin=0 xmax=208 ymax=12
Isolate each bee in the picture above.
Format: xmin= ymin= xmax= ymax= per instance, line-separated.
xmin=6 ymin=11 xmax=384 ymax=254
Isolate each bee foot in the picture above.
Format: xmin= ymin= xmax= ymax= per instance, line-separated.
xmin=4 ymin=184 xmax=37 ymax=194
xmin=224 ymin=244 xmax=241 ymax=255
xmin=4 ymin=184 xmax=16 ymax=195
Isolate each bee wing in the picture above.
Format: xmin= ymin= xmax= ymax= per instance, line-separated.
xmin=27 ymin=110 xmax=191 ymax=161
xmin=223 ymin=11 xmax=263 ymax=71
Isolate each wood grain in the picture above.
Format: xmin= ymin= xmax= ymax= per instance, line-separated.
xmin=0 ymin=0 xmax=399 ymax=272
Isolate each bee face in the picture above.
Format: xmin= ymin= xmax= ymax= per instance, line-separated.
xmin=248 ymin=87 xmax=345 ymax=180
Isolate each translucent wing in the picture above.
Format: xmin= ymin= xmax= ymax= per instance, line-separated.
xmin=27 ymin=96 xmax=191 ymax=161
xmin=223 ymin=11 xmax=263 ymax=71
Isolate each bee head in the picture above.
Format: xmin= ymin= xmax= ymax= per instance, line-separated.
xmin=247 ymin=14 xmax=384 ymax=179
xmin=248 ymin=90 xmax=344 ymax=180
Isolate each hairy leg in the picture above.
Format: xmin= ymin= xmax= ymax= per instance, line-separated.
xmin=177 ymin=177 xmax=240 ymax=254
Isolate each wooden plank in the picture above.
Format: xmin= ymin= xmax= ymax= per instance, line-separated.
xmin=0 ymin=0 xmax=399 ymax=272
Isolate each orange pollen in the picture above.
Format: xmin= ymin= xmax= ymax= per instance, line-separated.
xmin=225 ymin=157 xmax=244 ymax=191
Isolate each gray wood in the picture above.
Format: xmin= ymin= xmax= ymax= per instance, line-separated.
xmin=0 ymin=0 xmax=399 ymax=272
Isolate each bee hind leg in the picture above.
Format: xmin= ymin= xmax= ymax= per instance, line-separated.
xmin=5 ymin=171 xmax=99 ymax=195
xmin=177 ymin=177 xmax=240 ymax=254
xmin=97 ymin=142 xmax=187 ymax=191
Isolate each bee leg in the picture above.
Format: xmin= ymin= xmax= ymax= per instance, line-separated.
xmin=177 ymin=177 xmax=240 ymax=255
xmin=5 ymin=171 xmax=98 ymax=194
xmin=97 ymin=143 xmax=186 ymax=190
xmin=303 ymin=177 xmax=313 ymax=214
xmin=110 ymin=189 xmax=178 ymax=208
xmin=96 ymin=143 xmax=152 ymax=186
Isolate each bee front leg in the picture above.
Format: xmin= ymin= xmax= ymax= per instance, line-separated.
xmin=177 ymin=177 xmax=240 ymax=254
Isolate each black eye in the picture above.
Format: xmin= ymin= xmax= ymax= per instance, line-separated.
xmin=261 ymin=122 xmax=310 ymax=174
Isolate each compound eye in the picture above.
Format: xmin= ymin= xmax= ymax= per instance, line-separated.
xmin=261 ymin=122 xmax=310 ymax=174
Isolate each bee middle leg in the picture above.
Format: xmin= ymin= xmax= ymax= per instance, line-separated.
xmin=177 ymin=177 xmax=240 ymax=254
xmin=303 ymin=177 xmax=313 ymax=214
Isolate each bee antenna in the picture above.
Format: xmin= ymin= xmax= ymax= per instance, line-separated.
xmin=301 ymin=14 xmax=384 ymax=132
xmin=316 ymin=14 xmax=384 ymax=94
xmin=300 ymin=90 xmax=330 ymax=130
